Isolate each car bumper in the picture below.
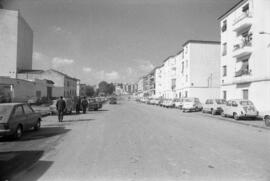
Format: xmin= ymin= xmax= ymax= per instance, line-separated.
xmin=0 ymin=129 xmax=11 ymax=136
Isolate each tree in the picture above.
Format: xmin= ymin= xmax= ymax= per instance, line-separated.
xmin=85 ymin=86 xmax=95 ymax=97
xmin=98 ymin=81 xmax=115 ymax=96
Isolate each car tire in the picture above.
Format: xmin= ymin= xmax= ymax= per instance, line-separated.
xmin=211 ymin=109 xmax=216 ymax=115
xmin=14 ymin=125 xmax=23 ymax=139
xmin=265 ymin=116 xmax=270 ymax=127
xmin=34 ymin=119 xmax=41 ymax=131
xmin=221 ymin=112 xmax=226 ymax=117
xmin=233 ymin=113 xmax=239 ymax=120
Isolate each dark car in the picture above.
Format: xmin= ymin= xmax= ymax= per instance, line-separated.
xmin=0 ymin=103 xmax=42 ymax=139
xmin=88 ymin=98 xmax=102 ymax=111
xmin=109 ymin=97 xmax=117 ymax=104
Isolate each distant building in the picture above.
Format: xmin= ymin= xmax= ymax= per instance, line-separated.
xmin=218 ymin=0 xmax=270 ymax=113
xmin=18 ymin=69 xmax=79 ymax=98
xmin=0 ymin=9 xmax=33 ymax=78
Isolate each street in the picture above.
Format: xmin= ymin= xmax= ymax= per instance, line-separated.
xmin=1 ymin=98 xmax=270 ymax=181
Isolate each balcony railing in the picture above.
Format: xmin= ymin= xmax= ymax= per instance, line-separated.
xmin=233 ymin=11 xmax=252 ymax=25
xmin=235 ymin=68 xmax=251 ymax=77
xmin=233 ymin=35 xmax=252 ymax=51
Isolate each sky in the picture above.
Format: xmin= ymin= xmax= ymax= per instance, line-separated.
xmin=2 ymin=0 xmax=239 ymax=85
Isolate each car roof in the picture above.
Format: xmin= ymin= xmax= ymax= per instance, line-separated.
xmin=0 ymin=103 xmax=24 ymax=106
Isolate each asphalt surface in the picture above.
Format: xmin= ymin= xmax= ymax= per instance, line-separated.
xmin=1 ymin=99 xmax=270 ymax=181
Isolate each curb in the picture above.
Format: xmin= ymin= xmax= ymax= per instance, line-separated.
xmin=200 ymin=113 xmax=270 ymax=131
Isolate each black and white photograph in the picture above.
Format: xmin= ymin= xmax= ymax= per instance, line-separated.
xmin=0 ymin=0 xmax=270 ymax=180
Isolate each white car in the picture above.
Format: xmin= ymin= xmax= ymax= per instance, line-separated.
xmin=221 ymin=99 xmax=259 ymax=120
xmin=202 ymin=99 xmax=227 ymax=115
xmin=163 ymin=99 xmax=175 ymax=108
xmin=259 ymin=111 xmax=270 ymax=127
xmin=174 ymin=98 xmax=184 ymax=109
xmin=182 ymin=97 xmax=203 ymax=112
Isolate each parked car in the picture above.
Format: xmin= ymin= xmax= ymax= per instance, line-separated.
xmin=0 ymin=103 xmax=42 ymax=139
xmin=88 ymin=98 xmax=102 ymax=111
xmin=174 ymin=98 xmax=184 ymax=109
xmin=95 ymin=97 xmax=103 ymax=108
xmin=163 ymin=99 xmax=175 ymax=108
xmin=27 ymin=96 xmax=41 ymax=105
xmin=221 ymin=99 xmax=259 ymax=120
xmin=109 ymin=97 xmax=117 ymax=104
xmin=182 ymin=97 xmax=203 ymax=112
xmin=261 ymin=111 xmax=270 ymax=127
xmin=202 ymin=99 xmax=227 ymax=115
xmin=49 ymin=98 xmax=74 ymax=115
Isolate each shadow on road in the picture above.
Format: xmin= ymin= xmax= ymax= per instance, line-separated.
xmin=0 ymin=126 xmax=70 ymax=142
xmin=0 ymin=150 xmax=52 ymax=181
xmin=62 ymin=119 xmax=95 ymax=123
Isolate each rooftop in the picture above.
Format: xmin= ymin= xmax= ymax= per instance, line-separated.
xmin=182 ymin=40 xmax=220 ymax=47
xmin=217 ymin=0 xmax=247 ymax=21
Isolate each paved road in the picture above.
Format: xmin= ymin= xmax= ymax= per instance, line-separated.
xmin=1 ymin=99 xmax=270 ymax=181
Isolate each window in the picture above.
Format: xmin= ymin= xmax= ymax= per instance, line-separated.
xmin=242 ymin=3 xmax=249 ymax=13
xmin=222 ymin=20 xmax=227 ymax=32
xmin=23 ymin=104 xmax=33 ymax=114
xmin=185 ymin=91 xmax=188 ymax=98
xmin=181 ymin=62 xmax=184 ymax=73
xmin=179 ymin=92 xmax=181 ymax=98
xmin=222 ymin=43 xmax=227 ymax=56
xmin=223 ymin=91 xmax=227 ymax=100
xmin=13 ymin=106 xmax=24 ymax=117
xmin=171 ymin=79 xmax=176 ymax=90
xmin=243 ymin=89 xmax=249 ymax=100
xmin=222 ymin=65 xmax=227 ymax=77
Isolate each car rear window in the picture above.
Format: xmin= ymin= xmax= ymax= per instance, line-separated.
xmin=0 ymin=105 xmax=13 ymax=118
xmin=216 ymin=99 xmax=226 ymax=104
xmin=240 ymin=101 xmax=253 ymax=106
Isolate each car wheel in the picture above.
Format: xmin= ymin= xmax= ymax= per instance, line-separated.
xmin=34 ymin=119 xmax=41 ymax=131
xmin=14 ymin=125 xmax=23 ymax=139
xmin=211 ymin=109 xmax=216 ymax=115
xmin=233 ymin=113 xmax=239 ymax=120
xmin=221 ymin=112 xmax=226 ymax=117
xmin=265 ymin=116 xmax=270 ymax=127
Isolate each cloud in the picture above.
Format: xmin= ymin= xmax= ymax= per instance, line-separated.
xmin=138 ymin=60 xmax=154 ymax=72
xmin=52 ymin=57 xmax=74 ymax=68
xmin=106 ymin=71 xmax=120 ymax=80
xmin=83 ymin=67 xmax=92 ymax=73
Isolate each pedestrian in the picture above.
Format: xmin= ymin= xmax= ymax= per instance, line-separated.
xmin=76 ymin=96 xmax=81 ymax=114
xmin=56 ymin=96 xmax=66 ymax=122
xmin=81 ymin=97 xmax=88 ymax=114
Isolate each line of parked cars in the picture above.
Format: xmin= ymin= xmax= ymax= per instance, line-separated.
xmin=136 ymin=97 xmax=270 ymax=127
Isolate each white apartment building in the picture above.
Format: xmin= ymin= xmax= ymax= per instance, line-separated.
xmin=155 ymin=65 xmax=163 ymax=98
xmin=175 ymin=40 xmax=221 ymax=103
xmin=0 ymin=9 xmax=33 ymax=78
xmin=218 ymin=0 xmax=270 ymax=113
xmin=162 ymin=56 xmax=178 ymax=99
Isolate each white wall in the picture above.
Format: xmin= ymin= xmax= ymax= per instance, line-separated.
xmin=0 ymin=10 xmax=18 ymax=78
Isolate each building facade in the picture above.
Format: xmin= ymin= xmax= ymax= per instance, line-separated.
xmin=0 ymin=9 xmax=33 ymax=78
xmin=0 ymin=76 xmax=54 ymax=102
xmin=174 ymin=40 xmax=221 ymax=103
xmin=218 ymin=0 xmax=270 ymax=112
xmin=18 ymin=69 xmax=78 ymax=98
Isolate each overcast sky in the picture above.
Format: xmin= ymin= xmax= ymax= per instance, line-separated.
xmin=3 ymin=0 xmax=239 ymax=85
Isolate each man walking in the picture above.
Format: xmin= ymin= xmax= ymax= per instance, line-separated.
xmin=76 ymin=96 xmax=81 ymax=114
xmin=81 ymin=97 xmax=88 ymax=114
xmin=56 ymin=96 xmax=66 ymax=122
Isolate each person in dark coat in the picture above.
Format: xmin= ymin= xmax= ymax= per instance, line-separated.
xmin=56 ymin=96 xmax=66 ymax=122
xmin=76 ymin=96 xmax=81 ymax=114
xmin=81 ymin=97 xmax=88 ymax=114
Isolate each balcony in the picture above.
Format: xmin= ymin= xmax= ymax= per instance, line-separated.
xmin=233 ymin=66 xmax=252 ymax=84
xmin=232 ymin=38 xmax=253 ymax=58
xmin=233 ymin=12 xmax=253 ymax=32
